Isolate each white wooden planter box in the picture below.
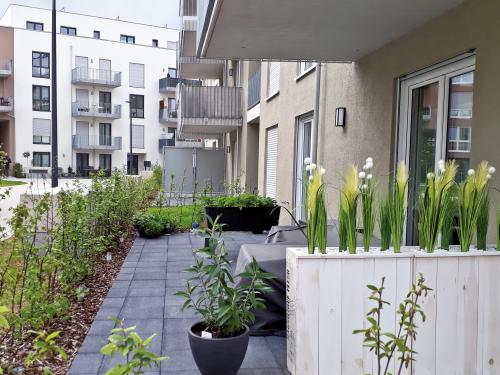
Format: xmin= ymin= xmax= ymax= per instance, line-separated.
xmin=286 ymin=247 xmax=500 ymax=375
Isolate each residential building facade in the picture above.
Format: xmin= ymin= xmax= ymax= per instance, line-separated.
xmin=0 ymin=4 xmax=179 ymax=176
xmin=0 ymin=26 xmax=14 ymax=162
xmin=193 ymin=0 xmax=499 ymax=244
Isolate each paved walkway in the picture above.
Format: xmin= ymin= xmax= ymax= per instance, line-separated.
xmin=69 ymin=232 xmax=289 ymax=375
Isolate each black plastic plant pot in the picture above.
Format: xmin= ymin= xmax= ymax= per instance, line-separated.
xmin=205 ymin=206 xmax=280 ymax=234
xmin=188 ymin=322 xmax=250 ymax=375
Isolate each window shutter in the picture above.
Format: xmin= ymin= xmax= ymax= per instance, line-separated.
xmin=129 ymin=63 xmax=145 ymax=88
xmin=132 ymin=125 xmax=144 ymax=148
xmin=265 ymin=126 xmax=278 ymax=199
xmin=75 ymin=56 xmax=88 ymax=68
xmin=268 ymin=62 xmax=280 ymax=97
xmin=32 ymin=118 xmax=50 ymax=136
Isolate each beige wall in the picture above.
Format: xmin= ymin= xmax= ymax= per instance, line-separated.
xmin=0 ymin=26 xmax=15 ymax=164
xmin=238 ymin=0 xmax=499 ymax=242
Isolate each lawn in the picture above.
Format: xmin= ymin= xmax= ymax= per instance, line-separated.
xmin=0 ymin=180 xmax=27 ymax=187
xmin=147 ymin=205 xmax=205 ymax=230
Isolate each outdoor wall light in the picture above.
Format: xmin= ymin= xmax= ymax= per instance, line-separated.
xmin=335 ymin=107 xmax=346 ymax=127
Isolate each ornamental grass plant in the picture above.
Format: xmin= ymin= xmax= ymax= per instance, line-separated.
xmin=417 ymin=160 xmax=457 ymax=252
xmin=379 ymin=197 xmax=392 ymax=251
xmin=340 ymin=165 xmax=359 ymax=254
xmin=303 ymin=159 xmax=327 ymax=254
xmin=389 ymin=161 xmax=408 ymax=253
xmin=457 ymin=161 xmax=496 ymax=252
xmin=360 ymin=157 xmax=376 ymax=251
xmin=476 ymin=196 xmax=489 ymax=250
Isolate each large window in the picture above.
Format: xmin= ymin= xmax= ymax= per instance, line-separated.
xmin=33 ymin=118 xmax=51 ymax=144
xmin=267 ymin=62 xmax=280 ymax=98
xmin=32 ymin=51 xmax=50 ymax=78
xmin=120 ymin=34 xmax=135 ymax=44
xmin=99 ymin=154 xmax=112 ymax=173
xmin=33 ymin=152 xmax=50 ymax=167
xmin=129 ymin=63 xmax=145 ymax=88
xmin=298 ymin=61 xmax=315 ymax=76
xmin=26 ymin=21 xmax=43 ymax=31
xmin=129 ymin=94 xmax=144 ymax=118
xmin=167 ymin=127 xmax=176 ymax=147
xmin=99 ymin=91 xmax=112 ymax=114
xmin=99 ymin=123 xmax=112 ymax=146
xmin=32 ymin=85 xmax=50 ymax=112
xmin=60 ymin=26 xmax=77 ymax=36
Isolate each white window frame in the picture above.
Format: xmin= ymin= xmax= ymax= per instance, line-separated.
xmin=267 ymin=62 xmax=280 ymax=99
xmin=296 ymin=61 xmax=316 ymax=79
xmin=447 ymin=126 xmax=472 ymax=153
xmin=265 ymin=125 xmax=278 ymax=199
xmin=294 ymin=114 xmax=313 ymax=221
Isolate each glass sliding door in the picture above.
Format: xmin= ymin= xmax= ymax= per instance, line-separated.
xmin=398 ymin=55 xmax=475 ymax=245
xmin=294 ymin=115 xmax=312 ymax=221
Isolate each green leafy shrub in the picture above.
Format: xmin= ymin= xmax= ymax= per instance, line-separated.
xmin=24 ymin=330 xmax=68 ymax=371
xmin=202 ymin=193 xmax=275 ymax=208
xmin=13 ymin=163 xmax=24 ymax=178
xmin=133 ymin=212 xmax=164 ymax=238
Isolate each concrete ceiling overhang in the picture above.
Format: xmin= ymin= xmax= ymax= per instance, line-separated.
xmin=198 ymin=0 xmax=464 ymax=61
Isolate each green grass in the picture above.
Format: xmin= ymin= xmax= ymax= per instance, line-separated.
xmin=0 ymin=180 xmax=27 ymax=187
xmin=147 ymin=205 xmax=204 ymax=230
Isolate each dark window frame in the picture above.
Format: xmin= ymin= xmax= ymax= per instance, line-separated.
xmin=60 ymin=26 xmax=77 ymax=36
xmin=32 ymin=51 xmax=50 ymax=78
xmin=152 ymin=39 xmax=159 ymax=47
xmin=32 ymin=152 xmax=50 ymax=167
xmin=129 ymin=94 xmax=144 ymax=118
xmin=26 ymin=21 xmax=44 ymax=31
xmin=93 ymin=30 xmax=101 ymax=39
xmin=120 ymin=34 xmax=135 ymax=44
xmin=32 ymin=85 xmax=50 ymax=112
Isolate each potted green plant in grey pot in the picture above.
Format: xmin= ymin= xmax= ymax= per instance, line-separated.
xmin=176 ymin=216 xmax=273 ymax=375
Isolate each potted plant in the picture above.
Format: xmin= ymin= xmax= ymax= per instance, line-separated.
xmin=176 ymin=216 xmax=273 ymax=375
xmin=202 ymin=193 xmax=280 ymax=233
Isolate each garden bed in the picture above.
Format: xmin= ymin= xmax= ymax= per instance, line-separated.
xmin=0 ymin=228 xmax=135 ymax=374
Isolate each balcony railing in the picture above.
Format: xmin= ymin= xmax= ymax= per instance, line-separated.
xmin=180 ymin=0 xmax=197 ymax=17
xmin=72 ymin=135 xmax=122 ymax=150
xmin=0 ymin=96 xmax=13 ymax=112
xmin=159 ymin=108 xmax=177 ymax=123
xmin=71 ymin=67 xmax=122 ymax=87
xmin=178 ymin=85 xmax=243 ymax=136
xmin=159 ymin=77 xmax=202 ymax=92
xmin=71 ymin=102 xmax=122 ymax=119
xmin=247 ymin=68 xmax=261 ymax=109
xmin=0 ymin=60 xmax=12 ymax=78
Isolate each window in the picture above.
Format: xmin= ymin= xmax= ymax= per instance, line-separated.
xmin=120 ymin=34 xmax=135 ymax=44
xmin=265 ymin=126 xmax=278 ymax=199
xmin=32 ymin=85 xmax=50 ymax=111
xmin=129 ymin=94 xmax=144 ymax=118
xmin=168 ymin=68 xmax=177 ymax=78
xmin=267 ymin=62 xmax=280 ymax=98
xmin=33 ymin=152 xmax=50 ymax=167
xmin=132 ymin=125 xmax=144 ymax=148
xmin=152 ymin=39 xmax=158 ymax=47
xmin=26 ymin=21 xmax=43 ymax=31
xmin=167 ymin=98 xmax=176 ymax=116
xmin=99 ymin=92 xmax=112 ymax=113
xmin=167 ymin=127 xmax=176 ymax=147
xmin=298 ymin=61 xmax=315 ymax=76
xmin=99 ymin=154 xmax=112 ymax=172
xmin=93 ymin=30 xmax=100 ymax=39
xmin=60 ymin=26 xmax=77 ymax=36
xmin=32 ymin=52 xmax=50 ymax=78
xmin=447 ymin=127 xmax=471 ymax=152
xmin=99 ymin=123 xmax=112 ymax=146
xmin=129 ymin=63 xmax=145 ymax=88
xmin=32 ymin=118 xmax=51 ymax=144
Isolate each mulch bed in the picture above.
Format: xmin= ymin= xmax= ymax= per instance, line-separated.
xmin=0 ymin=228 xmax=136 ymax=374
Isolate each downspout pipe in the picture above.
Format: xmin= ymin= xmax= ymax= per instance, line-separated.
xmin=311 ymin=62 xmax=321 ymax=164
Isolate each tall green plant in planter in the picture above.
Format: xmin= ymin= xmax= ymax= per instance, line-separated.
xmin=340 ymin=165 xmax=359 ymax=254
xmin=476 ymin=196 xmax=489 ymax=250
xmin=458 ymin=162 xmax=496 ymax=252
xmin=389 ymin=161 xmax=408 ymax=253
xmin=418 ymin=160 xmax=457 ymax=252
xmin=360 ymin=157 xmax=376 ymax=251
xmin=379 ymin=197 xmax=392 ymax=251
xmin=304 ymin=159 xmax=328 ymax=254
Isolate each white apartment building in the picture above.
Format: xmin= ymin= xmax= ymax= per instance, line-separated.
xmin=0 ymin=4 xmax=179 ymax=176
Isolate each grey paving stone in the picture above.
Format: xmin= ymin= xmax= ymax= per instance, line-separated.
xmin=166 ymin=272 xmax=189 ymax=280
xmin=105 ymin=287 xmax=129 ymax=298
xmin=164 ymin=318 xmax=198 ymax=334
xmin=115 ymin=272 xmax=134 ymax=281
xmin=68 ymin=353 xmax=103 ymax=374
xmin=160 ymin=349 xmax=198 ymax=372
xmin=134 ymin=271 xmax=167 ymax=280
xmin=165 ymin=305 xmax=198 ymax=319
xmin=110 ymin=280 xmax=131 ymax=289
xmin=163 ymin=332 xmax=190 ymax=351
xmin=166 ymin=278 xmax=191 ymax=287
xmin=121 ymin=296 xmax=164 ymax=319
xmin=87 ymin=319 xmax=116 ymax=336
xmin=241 ymin=337 xmax=280 ymax=369
xmin=164 ymin=288 xmax=185 ymax=306
xmin=100 ymin=297 xmax=125 ymax=308
xmin=78 ymin=335 xmax=108 ymax=353
xmin=95 ymin=306 xmax=122 ymax=321
xmin=120 ymin=318 xmax=163 ymax=353
xmin=130 ymin=280 xmax=166 ymax=288
xmin=129 ymin=286 xmax=166 ymax=297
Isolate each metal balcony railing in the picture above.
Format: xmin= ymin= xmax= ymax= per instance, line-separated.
xmin=159 ymin=77 xmax=202 ymax=92
xmin=247 ymin=68 xmax=261 ymax=109
xmin=180 ymin=0 xmax=197 ymax=17
xmin=71 ymin=67 xmax=122 ymax=87
xmin=72 ymin=135 xmax=122 ymax=150
xmin=159 ymin=108 xmax=178 ymax=123
xmin=71 ymin=102 xmax=122 ymax=119
xmin=0 ymin=60 xmax=12 ymax=77
xmin=0 ymin=96 xmax=13 ymax=112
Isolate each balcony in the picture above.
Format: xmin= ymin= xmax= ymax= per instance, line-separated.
xmin=0 ymin=60 xmax=12 ymax=78
xmin=180 ymin=0 xmax=197 ymax=17
xmin=0 ymin=96 xmax=13 ymax=112
xmin=72 ymin=102 xmax=122 ymax=119
xmin=72 ymin=135 xmax=122 ymax=150
xmin=177 ymin=85 xmax=243 ymax=137
xmin=159 ymin=108 xmax=177 ymax=124
xmin=159 ymin=77 xmax=202 ymax=93
xmin=71 ymin=67 xmax=122 ymax=87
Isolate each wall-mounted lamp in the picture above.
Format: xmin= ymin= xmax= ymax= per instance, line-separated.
xmin=335 ymin=107 xmax=346 ymax=127
xmin=228 ymin=68 xmax=233 ymax=77
xmin=226 ymin=146 xmax=231 ymax=154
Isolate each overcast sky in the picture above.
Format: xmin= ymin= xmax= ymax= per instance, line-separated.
xmin=0 ymin=0 xmax=181 ymax=29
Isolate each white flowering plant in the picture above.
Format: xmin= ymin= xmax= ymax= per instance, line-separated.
xmin=389 ymin=161 xmax=408 ymax=253
xmin=303 ymin=158 xmax=327 ymax=254
xmin=360 ymin=157 xmax=376 ymax=251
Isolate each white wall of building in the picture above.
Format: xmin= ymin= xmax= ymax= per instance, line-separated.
xmin=1 ymin=4 xmax=179 ymax=174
